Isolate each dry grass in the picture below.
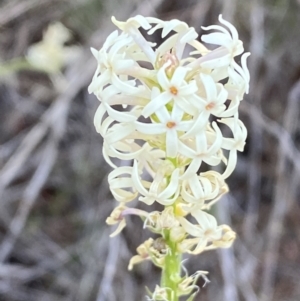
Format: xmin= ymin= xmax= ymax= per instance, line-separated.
xmin=0 ymin=0 xmax=300 ymax=300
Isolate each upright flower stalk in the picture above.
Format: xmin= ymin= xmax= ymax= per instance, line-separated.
xmin=89 ymin=15 xmax=249 ymax=301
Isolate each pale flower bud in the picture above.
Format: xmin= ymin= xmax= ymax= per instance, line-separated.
xmin=148 ymin=285 xmax=172 ymax=301
xmin=146 ymin=207 xmax=180 ymax=233
xmin=106 ymin=204 xmax=127 ymax=237
xmin=212 ymin=225 xmax=236 ymax=248
xmin=128 ymin=238 xmax=153 ymax=270
xmin=170 ymin=226 xmax=186 ymax=242
xmin=128 ymin=237 xmax=169 ymax=270
xmin=155 ymin=49 xmax=180 ymax=77
xmin=178 ymin=270 xmax=210 ymax=297
xmin=106 ymin=204 xmax=149 ymax=237
xmin=177 ymin=238 xmax=201 ymax=253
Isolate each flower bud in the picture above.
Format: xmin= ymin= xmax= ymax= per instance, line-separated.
xmin=212 ymin=225 xmax=236 ymax=248
xmin=155 ymin=49 xmax=180 ymax=77
xmin=170 ymin=226 xmax=186 ymax=242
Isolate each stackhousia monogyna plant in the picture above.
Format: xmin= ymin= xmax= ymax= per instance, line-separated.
xmin=89 ymin=15 xmax=249 ymax=301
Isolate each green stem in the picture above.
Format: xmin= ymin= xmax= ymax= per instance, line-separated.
xmin=161 ymin=230 xmax=181 ymax=301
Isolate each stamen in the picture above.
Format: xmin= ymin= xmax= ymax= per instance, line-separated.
xmin=166 ymin=121 xmax=176 ymax=128
xmin=205 ymin=102 xmax=215 ymax=110
xmin=170 ymin=86 xmax=178 ymax=95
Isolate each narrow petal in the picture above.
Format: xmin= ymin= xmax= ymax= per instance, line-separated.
xmin=201 ymin=24 xmax=229 ymax=35
xmin=202 ymin=33 xmax=232 ymax=49
xmin=131 ymin=160 xmax=149 ymax=196
xmin=171 ymin=104 xmax=184 ymax=121
xmin=192 ymin=210 xmax=217 ymax=230
xmin=188 ymin=238 xmax=207 ymax=254
xmin=219 ymin=15 xmax=238 ymax=41
xmin=178 ymin=141 xmax=197 ymax=158
xmin=179 ymin=28 xmax=198 ymax=44
xmin=142 ymin=92 xmax=172 ymax=118
xmin=181 ymin=158 xmax=202 ymax=179
xmin=181 ymin=111 xmax=210 ymax=139
xmin=189 ymin=175 xmax=204 ymax=199
xmin=93 ymin=103 xmax=107 ymax=133
xmin=201 ymin=73 xmax=217 ymax=102
xmin=178 ymin=81 xmax=198 ymax=96
xmin=135 ymin=121 xmax=165 ymax=135
xmin=88 ymin=69 xmax=110 ymax=94
xmin=156 ymin=34 xmax=178 ymax=57
xmin=222 ymin=149 xmax=237 ymax=179
xmin=166 ymin=129 xmax=178 ymax=157
xmin=176 ymin=120 xmax=194 ymax=132
xmin=171 ymin=66 xmax=188 ymax=87
xmin=158 ymin=168 xmax=180 ymax=200
xmin=157 ymin=65 xmax=171 ymax=90
xmin=105 ymin=123 xmax=135 ymax=144
xmin=105 ymin=103 xmax=137 ymax=123
xmin=111 ymin=73 xmax=139 ymax=95
xmin=207 ymin=122 xmax=223 ymax=154
xmin=195 ymin=131 xmax=207 ymax=153
xmin=110 ymin=219 xmax=126 ymax=237
xmin=155 ymin=105 xmax=171 ymax=123
xmin=178 ymin=217 xmax=203 ymax=237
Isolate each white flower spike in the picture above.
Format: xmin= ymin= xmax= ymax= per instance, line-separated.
xmin=89 ymin=14 xmax=249 ymax=301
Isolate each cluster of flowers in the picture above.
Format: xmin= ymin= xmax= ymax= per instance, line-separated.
xmin=89 ymin=15 xmax=249 ymax=301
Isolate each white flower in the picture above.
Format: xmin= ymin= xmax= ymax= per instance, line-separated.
xmin=106 ymin=203 xmax=128 ymax=237
xmin=128 ymin=238 xmax=154 ymax=271
xmin=219 ymin=117 xmax=247 ymax=179
xmin=112 ymin=15 xmax=156 ymax=64
xmin=146 ymin=207 xmax=182 ymax=234
xmin=226 ymin=52 xmax=251 ymax=99
xmin=212 ymin=225 xmax=236 ymax=248
xmin=135 ymin=101 xmax=194 ymax=157
xmin=181 ymin=171 xmax=221 ymax=205
xmin=142 ymin=64 xmax=198 ymax=117
xmin=107 ymin=204 xmax=149 ymax=237
xmin=105 ymin=122 xmax=136 ymax=147
xmin=103 ymin=139 xmax=145 ymax=165
xmin=132 ymin=160 xmax=180 ymax=206
xmin=179 ymin=122 xmax=223 ymax=178
xmin=108 ymin=166 xmax=138 ymax=203
xmin=148 ymin=285 xmax=172 ymax=301
xmin=112 ymin=15 xmax=152 ymax=31
xmin=186 ymin=15 xmax=244 ymax=72
xmin=201 ymin=14 xmax=244 ymax=63
xmin=178 ymin=209 xmax=223 ymax=254
xmin=93 ymin=84 xmax=150 ymax=140
xmin=150 ymin=19 xmax=198 ymax=60
xmin=88 ymin=31 xmax=135 ymax=95
xmin=135 ymin=144 xmax=170 ymax=178
xmin=178 ymin=270 xmax=209 ymax=297
xmin=197 ymin=73 xmax=228 ymax=117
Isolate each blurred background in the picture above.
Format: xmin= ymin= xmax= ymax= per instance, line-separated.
xmin=0 ymin=0 xmax=300 ymax=300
